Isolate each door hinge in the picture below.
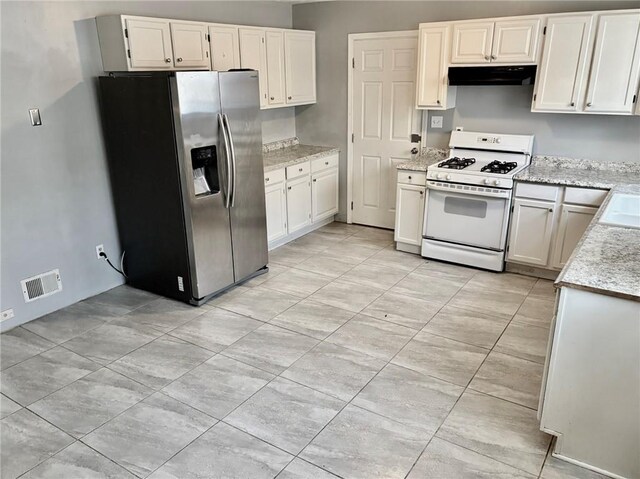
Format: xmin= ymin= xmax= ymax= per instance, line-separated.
xmin=127 ymin=49 xmax=131 ymax=59
xmin=543 ymin=26 xmax=547 ymax=35
xmin=411 ymin=133 xmax=422 ymax=143
xmin=124 ymin=28 xmax=128 ymax=38
xmin=207 ymin=34 xmax=210 ymax=42
xmin=511 ymin=205 xmax=514 ymax=213
xmin=262 ymin=37 xmax=265 ymax=44
xmin=351 ymin=201 xmax=354 ymax=210
xmin=633 ymin=94 xmax=637 ymax=103
xmin=351 ymin=133 xmax=354 ymax=143
xmin=533 ymin=93 xmax=537 ymax=101
xmin=352 ymin=57 xmax=355 ymax=69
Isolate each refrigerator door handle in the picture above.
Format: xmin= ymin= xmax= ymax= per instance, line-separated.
xmin=218 ymin=113 xmax=232 ymax=209
xmin=223 ymin=114 xmax=238 ymax=208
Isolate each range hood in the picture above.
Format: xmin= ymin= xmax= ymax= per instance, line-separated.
xmin=448 ymin=65 xmax=537 ymax=86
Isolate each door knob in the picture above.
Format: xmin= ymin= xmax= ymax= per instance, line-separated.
xmin=165 ymin=58 xmax=171 ymax=63
xmin=176 ymin=57 xmax=183 ymax=63
xmin=411 ymin=147 xmax=419 ymax=154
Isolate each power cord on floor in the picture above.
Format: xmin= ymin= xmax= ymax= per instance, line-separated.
xmin=99 ymin=250 xmax=128 ymax=278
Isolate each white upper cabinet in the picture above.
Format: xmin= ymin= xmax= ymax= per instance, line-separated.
xmin=451 ymin=17 xmax=541 ymax=64
xmin=491 ymin=18 xmax=541 ymax=63
xmin=124 ymin=17 xmax=173 ymax=69
xmin=532 ymin=14 xmax=594 ymax=112
xmin=284 ymin=31 xmax=316 ymax=105
xmin=239 ymin=27 xmax=268 ymax=107
xmin=208 ymin=24 xmax=240 ymax=71
xmin=265 ymin=30 xmax=287 ymax=107
xmin=584 ymin=12 xmax=640 ymax=114
xmin=451 ymin=21 xmax=494 ymax=63
xmin=416 ymin=24 xmax=455 ymax=109
xmin=170 ymin=22 xmax=209 ymax=69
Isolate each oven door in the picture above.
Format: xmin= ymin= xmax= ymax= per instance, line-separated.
xmin=424 ymin=182 xmax=511 ymax=251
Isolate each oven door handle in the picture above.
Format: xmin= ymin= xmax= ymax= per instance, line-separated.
xmin=426 ymin=181 xmax=510 ymax=199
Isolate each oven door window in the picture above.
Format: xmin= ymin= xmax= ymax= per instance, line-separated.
xmin=425 ymin=189 xmax=509 ymax=250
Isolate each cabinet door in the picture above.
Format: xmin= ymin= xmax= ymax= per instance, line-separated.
xmin=551 ymin=204 xmax=597 ymax=269
xmin=311 ymin=168 xmax=338 ymax=222
xmin=125 ymin=18 xmax=173 ymax=69
xmin=265 ymin=30 xmax=286 ymax=107
xmin=416 ymin=25 xmax=452 ymax=108
xmin=265 ymin=181 xmax=288 ymax=243
xmin=239 ymin=28 xmax=268 ymax=107
xmin=492 ymin=18 xmax=541 ymax=63
xmin=451 ymin=21 xmax=494 ymax=63
xmin=286 ymin=175 xmax=312 ymax=234
xmin=507 ymin=198 xmax=556 ymax=266
xmin=533 ymin=14 xmax=594 ymax=112
xmin=584 ymin=12 xmax=640 ymax=114
xmin=394 ymin=184 xmax=425 ymax=246
xmin=284 ymin=31 xmax=316 ymax=105
xmin=170 ymin=22 xmax=209 ymax=69
xmin=209 ymin=25 xmax=240 ymax=71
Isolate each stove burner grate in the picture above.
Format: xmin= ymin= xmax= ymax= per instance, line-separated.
xmin=438 ymin=157 xmax=476 ymax=170
xmin=481 ymin=160 xmax=518 ymax=174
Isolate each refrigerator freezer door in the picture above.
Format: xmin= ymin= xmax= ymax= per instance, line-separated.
xmin=219 ymin=71 xmax=268 ymax=281
xmin=172 ymin=72 xmax=235 ymax=299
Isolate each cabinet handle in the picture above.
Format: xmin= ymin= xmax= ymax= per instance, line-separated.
xmin=270 ymin=96 xmax=275 ymax=100
xmin=176 ymin=57 xmax=183 ymax=63
xmin=165 ymin=58 xmax=171 ymax=63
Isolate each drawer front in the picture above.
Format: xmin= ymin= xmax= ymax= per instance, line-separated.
xmin=311 ymin=154 xmax=339 ymax=173
xmin=398 ymin=171 xmax=427 ymax=186
xmin=515 ymin=182 xmax=560 ymax=201
xmin=564 ymin=187 xmax=608 ymax=207
xmin=264 ymin=168 xmax=285 ymax=185
xmin=286 ymin=161 xmax=310 ymax=179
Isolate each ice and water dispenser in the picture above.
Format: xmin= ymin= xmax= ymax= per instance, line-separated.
xmin=191 ymin=145 xmax=219 ymax=196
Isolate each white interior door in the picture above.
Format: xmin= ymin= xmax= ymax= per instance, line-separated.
xmin=351 ymin=32 xmax=421 ymax=229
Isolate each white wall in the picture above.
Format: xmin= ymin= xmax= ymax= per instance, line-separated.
xmin=0 ymin=1 xmax=293 ymax=331
xmin=292 ymin=0 xmax=640 ymax=221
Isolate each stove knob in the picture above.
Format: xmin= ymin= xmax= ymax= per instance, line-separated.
xmin=493 ymin=179 xmax=501 ymax=186
xmin=436 ymin=174 xmax=443 ymax=180
xmin=483 ymin=179 xmax=491 ymax=185
xmin=446 ymin=174 xmax=452 ymax=181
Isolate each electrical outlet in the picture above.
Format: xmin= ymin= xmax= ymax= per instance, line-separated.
xmin=1 ymin=309 xmax=14 ymax=321
xmin=431 ymin=115 xmax=443 ymax=129
xmin=96 ymin=244 xmax=105 ymax=259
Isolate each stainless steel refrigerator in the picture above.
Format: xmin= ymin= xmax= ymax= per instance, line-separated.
xmin=99 ymin=71 xmax=268 ymax=305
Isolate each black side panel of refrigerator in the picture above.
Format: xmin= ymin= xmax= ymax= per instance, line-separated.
xmin=98 ymin=75 xmax=193 ymax=302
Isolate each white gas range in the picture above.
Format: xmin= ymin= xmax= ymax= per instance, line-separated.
xmin=422 ymin=131 xmax=534 ymax=272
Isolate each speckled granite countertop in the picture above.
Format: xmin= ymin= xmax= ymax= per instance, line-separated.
xmin=263 ymin=138 xmax=339 ymax=172
xmin=555 ymin=184 xmax=640 ymax=301
xmin=515 ymin=156 xmax=640 ymax=189
xmin=396 ymin=148 xmax=449 ymax=171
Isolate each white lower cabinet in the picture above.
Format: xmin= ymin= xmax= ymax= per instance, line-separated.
xmin=394 ymin=184 xmax=425 ymax=246
xmin=264 ymin=181 xmax=287 ymax=243
xmin=507 ymin=183 xmax=608 ymax=270
xmin=551 ymin=204 xmax=597 ymax=268
xmin=311 ymin=168 xmax=339 ymax=222
xmin=264 ymin=155 xmax=339 ymax=249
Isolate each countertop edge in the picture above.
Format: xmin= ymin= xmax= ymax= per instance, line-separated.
xmin=263 ymin=147 xmax=340 ymax=172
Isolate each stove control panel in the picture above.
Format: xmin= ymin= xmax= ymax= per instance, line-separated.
xmin=477 ymin=136 xmax=501 ymax=144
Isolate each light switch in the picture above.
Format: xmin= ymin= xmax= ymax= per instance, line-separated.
xmin=430 ymin=115 xmax=443 ymax=129
xmin=29 ymin=108 xmax=42 ymax=126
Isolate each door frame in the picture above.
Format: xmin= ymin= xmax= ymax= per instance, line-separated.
xmin=347 ymin=30 xmax=422 ymax=224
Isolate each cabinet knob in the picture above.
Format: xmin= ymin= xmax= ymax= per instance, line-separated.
xmin=176 ymin=57 xmax=183 ymax=63
xmin=299 ymin=168 xmax=303 ymax=172
xmin=436 ymin=100 xmax=441 ymax=105
xmin=288 ymin=96 xmax=292 ymax=100
xmin=287 ymin=186 xmax=292 ymax=190
xmin=325 ymin=161 xmax=329 ymax=165
xmin=484 ymin=55 xmax=490 ymax=61
xmin=420 ymin=191 xmax=424 ymax=196
xmin=586 ymin=102 xmax=592 ymax=107
xmin=270 ymin=96 xmax=275 ymax=100
xmin=570 ymin=102 xmax=575 ymax=107
xmin=548 ymin=208 xmax=553 ymax=212
xmin=408 ymin=175 xmax=412 ymax=180
xmin=313 ymin=179 xmax=317 ymax=182
xmin=265 ymin=177 xmax=270 ymax=182
xmin=165 ymin=58 xmax=171 ymax=63
xmin=491 ymin=55 xmax=497 ymax=60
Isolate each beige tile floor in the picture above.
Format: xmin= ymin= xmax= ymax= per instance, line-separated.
xmin=0 ymin=223 xmax=609 ymax=479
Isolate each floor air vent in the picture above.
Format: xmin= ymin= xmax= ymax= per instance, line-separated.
xmin=21 ymin=269 xmax=62 ymax=303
